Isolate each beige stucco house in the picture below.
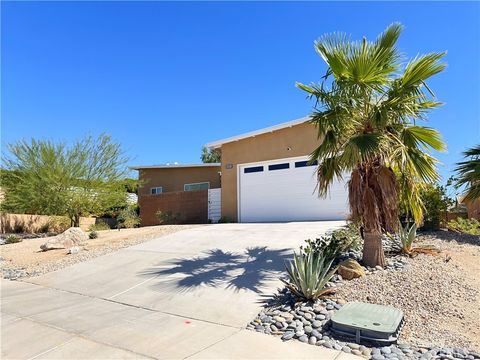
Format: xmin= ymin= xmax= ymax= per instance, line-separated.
xmin=134 ymin=117 xmax=349 ymax=224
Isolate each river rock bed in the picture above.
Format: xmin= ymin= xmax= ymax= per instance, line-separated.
xmin=247 ymin=294 xmax=480 ymax=360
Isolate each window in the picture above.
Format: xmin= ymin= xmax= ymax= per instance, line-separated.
xmin=244 ymin=166 xmax=264 ymax=173
xmin=150 ymin=187 xmax=163 ymax=195
xmin=184 ymin=182 xmax=210 ymax=191
xmin=295 ymin=160 xmax=318 ymax=168
xmin=268 ymin=163 xmax=290 ymax=171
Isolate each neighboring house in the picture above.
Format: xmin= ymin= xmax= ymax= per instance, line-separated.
xmin=132 ymin=163 xmax=221 ymax=225
xmin=459 ymin=196 xmax=480 ymax=220
xmin=133 ymin=117 xmax=349 ymax=224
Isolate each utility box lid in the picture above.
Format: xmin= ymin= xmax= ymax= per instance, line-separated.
xmin=331 ymin=302 xmax=404 ymax=343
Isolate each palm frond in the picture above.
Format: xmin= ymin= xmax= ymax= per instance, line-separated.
xmin=401 ymin=52 xmax=447 ymax=89
xmin=455 ymin=144 xmax=480 ymax=201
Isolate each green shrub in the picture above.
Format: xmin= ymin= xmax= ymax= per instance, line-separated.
xmin=117 ymin=206 xmax=141 ymax=228
xmin=89 ymin=230 xmax=98 ymax=239
xmin=217 ymin=216 xmax=231 ymax=223
xmin=38 ymin=223 xmax=50 ymax=233
xmin=448 ymin=218 xmax=480 ymax=235
xmin=282 ymin=252 xmax=337 ymax=300
xmin=300 ymin=223 xmax=362 ymax=262
xmin=155 ymin=210 xmax=182 ymax=225
xmin=410 ymin=184 xmax=453 ymax=230
xmin=88 ymin=221 xmax=111 ymax=231
xmin=5 ymin=234 xmax=22 ymax=244
xmin=48 ymin=216 xmax=71 ymax=233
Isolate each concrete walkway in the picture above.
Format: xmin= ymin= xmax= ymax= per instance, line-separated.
xmin=1 ymin=222 xmax=360 ymax=359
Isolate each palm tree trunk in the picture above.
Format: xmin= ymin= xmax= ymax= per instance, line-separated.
xmin=362 ymin=231 xmax=385 ymax=268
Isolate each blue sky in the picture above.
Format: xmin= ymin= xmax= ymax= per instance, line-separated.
xmin=2 ymin=1 xmax=479 ymax=182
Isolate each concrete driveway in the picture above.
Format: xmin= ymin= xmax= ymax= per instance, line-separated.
xmin=1 ymin=221 xmax=360 ymax=360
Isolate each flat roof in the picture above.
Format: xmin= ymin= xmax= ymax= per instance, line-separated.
xmin=205 ymin=116 xmax=310 ymax=149
xmin=130 ymin=163 xmax=221 ymax=170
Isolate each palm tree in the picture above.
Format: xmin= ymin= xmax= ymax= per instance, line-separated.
xmin=455 ymin=145 xmax=480 ymax=201
xmin=297 ymin=23 xmax=446 ymax=267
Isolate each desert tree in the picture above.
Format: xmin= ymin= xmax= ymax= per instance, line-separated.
xmin=201 ymin=145 xmax=221 ymax=163
xmin=297 ymin=23 xmax=446 ymax=267
xmin=1 ymin=134 xmax=130 ymax=227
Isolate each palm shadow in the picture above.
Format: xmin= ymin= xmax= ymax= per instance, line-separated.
xmin=140 ymin=246 xmax=292 ymax=294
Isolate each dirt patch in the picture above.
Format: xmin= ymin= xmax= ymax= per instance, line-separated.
xmin=0 ymin=225 xmax=200 ymax=278
xmin=335 ymin=231 xmax=480 ymax=351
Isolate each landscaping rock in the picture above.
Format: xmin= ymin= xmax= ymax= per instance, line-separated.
xmin=40 ymin=227 xmax=88 ymax=251
xmin=68 ymin=246 xmax=80 ymax=255
xmin=337 ymin=259 xmax=366 ymax=280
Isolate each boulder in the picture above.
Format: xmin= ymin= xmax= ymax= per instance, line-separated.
xmin=40 ymin=227 xmax=88 ymax=251
xmin=337 ymin=259 xmax=366 ymax=280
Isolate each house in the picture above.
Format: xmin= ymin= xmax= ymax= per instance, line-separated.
xmin=459 ymin=196 xmax=480 ymax=220
xmin=132 ymin=163 xmax=221 ymax=225
xmin=134 ymin=117 xmax=349 ymax=224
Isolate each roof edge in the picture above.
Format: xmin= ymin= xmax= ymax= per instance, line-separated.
xmin=205 ymin=116 xmax=311 ymax=149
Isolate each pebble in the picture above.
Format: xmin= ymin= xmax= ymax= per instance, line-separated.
xmin=298 ymin=335 xmax=308 ymax=343
xmin=246 ymin=250 xmax=478 ymax=360
xmin=312 ymin=320 xmax=322 ymax=328
xmin=281 ymin=332 xmax=294 ymax=341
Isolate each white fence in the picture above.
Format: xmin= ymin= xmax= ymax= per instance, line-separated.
xmin=207 ymin=188 xmax=221 ymax=223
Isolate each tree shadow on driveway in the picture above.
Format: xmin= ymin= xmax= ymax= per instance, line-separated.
xmin=140 ymin=247 xmax=292 ymax=294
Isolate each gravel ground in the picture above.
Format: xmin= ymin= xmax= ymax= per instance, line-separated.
xmin=335 ymin=231 xmax=480 ymax=351
xmin=0 ymin=225 xmax=200 ymax=279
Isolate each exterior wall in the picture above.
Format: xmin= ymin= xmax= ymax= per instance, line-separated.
xmin=465 ymin=198 xmax=480 ymax=220
xmin=138 ymin=166 xmax=221 ymax=196
xmin=220 ymin=122 xmax=320 ymax=221
xmin=139 ymin=190 xmax=208 ymax=226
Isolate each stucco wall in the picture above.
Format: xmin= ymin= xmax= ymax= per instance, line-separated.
xmin=466 ymin=198 xmax=480 ymax=220
xmin=138 ymin=166 xmax=221 ymax=196
xmin=220 ymin=121 xmax=320 ymax=221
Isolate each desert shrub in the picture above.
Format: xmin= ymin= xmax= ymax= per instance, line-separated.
xmin=48 ymin=216 xmax=71 ymax=233
xmin=88 ymin=221 xmax=111 ymax=231
xmin=13 ymin=223 xmax=25 ymax=233
xmin=419 ymin=184 xmax=452 ymax=230
xmin=300 ymin=223 xmax=362 ymax=262
xmin=89 ymin=230 xmax=98 ymax=239
xmin=217 ymin=216 xmax=232 ymax=223
xmin=5 ymin=234 xmax=22 ymax=244
xmin=282 ymin=251 xmax=337 ymax=300
xmin=38 ymin=222 xmax=50 ymax=233
xmin=117 ymin=206 xmax=141 ymax=228
xmin=448 ymin=218 xmax=480 ymax=235
xmin=155 ymin=210 xmax=182 ymax=225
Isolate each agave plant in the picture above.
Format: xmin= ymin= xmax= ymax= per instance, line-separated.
xmin=281 ymin=251 xmax=337 ymax=300
xmin=396 ymin=223 xmax=417 ymax=253
xmin=389 ymin=222 xmax=439 ymax=256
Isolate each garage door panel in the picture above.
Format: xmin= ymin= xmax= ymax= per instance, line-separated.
xmin=239 ymin=158 xmax=349 ymax=222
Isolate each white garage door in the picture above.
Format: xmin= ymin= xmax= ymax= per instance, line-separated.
xmin=238 ymin=157 xmax=349 ymax=222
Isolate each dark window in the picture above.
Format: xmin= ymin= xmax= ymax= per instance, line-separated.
xmin=244 ymin=166 xmax=264 ymax=173
xmin=268 ymin=163 xmax=290 ymax=171
xmin=295 ymin=160 xmax=318 ymax=168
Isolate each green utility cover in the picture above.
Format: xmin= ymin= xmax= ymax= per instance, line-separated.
xmin=331 ymin=302 xmax=404 ymax=343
